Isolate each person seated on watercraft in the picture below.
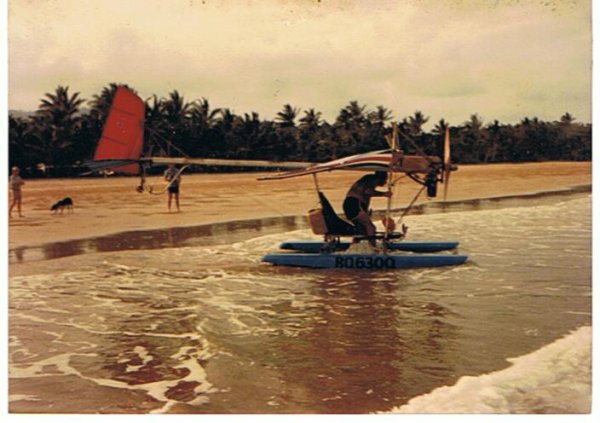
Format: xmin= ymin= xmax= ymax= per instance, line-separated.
xmin=343 ymin=171 xmax=392 ymax=245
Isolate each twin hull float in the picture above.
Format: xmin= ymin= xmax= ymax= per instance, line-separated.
xmin=262 ymin=240 xmax=468 ymax=269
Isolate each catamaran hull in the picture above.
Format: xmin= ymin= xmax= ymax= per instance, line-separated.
xmin=262 ymin=253 xmax=468 ymax=269
xmin=279 ymin=241 xmax=459 ymax=254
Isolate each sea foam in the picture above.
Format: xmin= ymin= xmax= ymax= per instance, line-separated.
xmin=385 ymin=326 xmax=591 ymax=414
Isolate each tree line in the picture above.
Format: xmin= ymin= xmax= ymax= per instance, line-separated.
xmin=8 ymin=84 xmax=592 ymax=177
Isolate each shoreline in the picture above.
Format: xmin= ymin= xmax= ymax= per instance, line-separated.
xmin=8 ymin=185 xmax=590 ymax=271
xmin=11 ymin=183 xmax=592 ymax=250
xmin=8 ymin=161 xmax=592 ymax=252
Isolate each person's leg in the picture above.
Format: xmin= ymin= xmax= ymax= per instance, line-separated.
xmin=167 ymin=192 xmax=173 ymax=212
xmin=15 ymin=191 xmax=23 ymax=217
xmin=9 ymin=195 xmax=15 ymax=217
xmin=353 ymin=209 xmax=377 ymax=245
xmin=175 ymin=193 xmax=180 ymax=212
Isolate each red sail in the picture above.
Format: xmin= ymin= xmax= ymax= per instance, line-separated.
xmin=93 ymin=87 xmax=145 ymax=174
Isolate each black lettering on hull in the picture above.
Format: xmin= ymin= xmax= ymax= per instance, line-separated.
xmin=334 ymin=256 xmax=397 ymax=269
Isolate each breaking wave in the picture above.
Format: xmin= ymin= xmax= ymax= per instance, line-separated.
xmin=384 ymin=326 xmax=591 ymax=414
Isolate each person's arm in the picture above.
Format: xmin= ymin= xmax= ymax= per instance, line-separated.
xmin=364 ymin=186 xmax=392 ymax=198
xmin=373 ymin=190 xmax=392 ymax=198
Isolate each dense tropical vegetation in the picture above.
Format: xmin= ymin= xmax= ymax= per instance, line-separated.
xmin=8 ymin=84 xmax=592 ymax=177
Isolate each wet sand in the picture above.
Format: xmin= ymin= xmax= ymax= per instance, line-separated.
xmin=8 ymin=161 xmax=591 ymax=253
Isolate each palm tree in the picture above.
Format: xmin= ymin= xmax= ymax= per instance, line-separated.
xmin=430 ymin=119 xmax=450 ymax=157
xmin=37 ymin=85 xmax=85 ymax=125
xmin=32 ymin=85 xmax=86 ymax=172
xmin=298 ymin=108 xmax=323 ymax=159
xmin=465 ymin=114 xmax=483 ymax=131
xmin=432 ymin=119 xmax=449 ymax=137
xmin=407 ymin=110 xmax=429 ymax=137
xmin=276 ymin=104 xmax=300 ymax=127
xmin=334 ymin=101 xmax=371 ymax=156
xmin=460 ymin=114 xmax=487 ymax=162
xmin=485 ymin=120 xmax=501 ymax=163
xmin=367 ymin=105 xmax=393 ymax=125
xmin=272 ymin=105 xmax=302 ymax=159
xmin=189 ymin=98 xmax=221 ymax=131
xmin=210 ymin=108 xmax=237 ymax=156
xmin=559 ymin=112 xmax=575 ymax=126
xmin=396 ymin=111 xmax=430 ymax=156
xmin=234 ymin=111 xmax=262 ymax=158
xmin=9 ymin=115 xmax=38 ymax=173
xmin=299 ymin=108 xmax=322 ymax=129
xmin=160 ymin=90 xmax=192 ymax=155
xmin=144 ymin=94 xmax=169 ymax=156
xmin=162 ymin=90 xmax=190 ymax=126
xmin=185 ymin=98 xmax=222 ymax=157
xmin=216 ymin=108 xmax=236 ymax=131
xmin=361 ymin=106 xmax=392 ymax=152
xmin=336 ymin=100 xmax=367 ymax=129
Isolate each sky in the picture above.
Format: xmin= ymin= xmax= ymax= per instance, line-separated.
xmin=5 ymin=0 xmax=593 ymax=129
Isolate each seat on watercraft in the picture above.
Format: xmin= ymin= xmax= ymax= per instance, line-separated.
xmin=308 ymin=191 xmax=356 ymax=236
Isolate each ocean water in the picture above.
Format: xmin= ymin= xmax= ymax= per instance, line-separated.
xmin=8 ymin=193 xmax=592 ymax=414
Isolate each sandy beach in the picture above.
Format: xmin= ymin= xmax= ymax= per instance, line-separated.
xmin=8 ymin=161 xmax=591 ymax=252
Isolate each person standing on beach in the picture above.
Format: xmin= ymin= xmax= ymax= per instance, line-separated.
xmin=9 ymin=166 xmax=25 ymax=218
xmin=164 ymin=164 xmax=181 ymax=212
xmin=343 ymin=171 xmax=392 ymax=246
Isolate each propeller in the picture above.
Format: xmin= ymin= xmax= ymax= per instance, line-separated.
xmin=443 ymin=126 xmax=451 ymax=201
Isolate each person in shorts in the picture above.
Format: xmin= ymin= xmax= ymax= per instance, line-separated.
xmin=343 ymin=171 xmax=391 ymax=245
xmin=164 ymin=164 xmax=181 ymax=212
xmin=9 ymin=166 xmax=25 ymax=218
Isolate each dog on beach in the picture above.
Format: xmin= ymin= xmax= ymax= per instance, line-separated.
xmin=50 ymin=197 xmax=74 ymax=214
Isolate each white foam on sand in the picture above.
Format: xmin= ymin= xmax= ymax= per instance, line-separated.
xmin=384 ymin=326 xmax=591 ymax=414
